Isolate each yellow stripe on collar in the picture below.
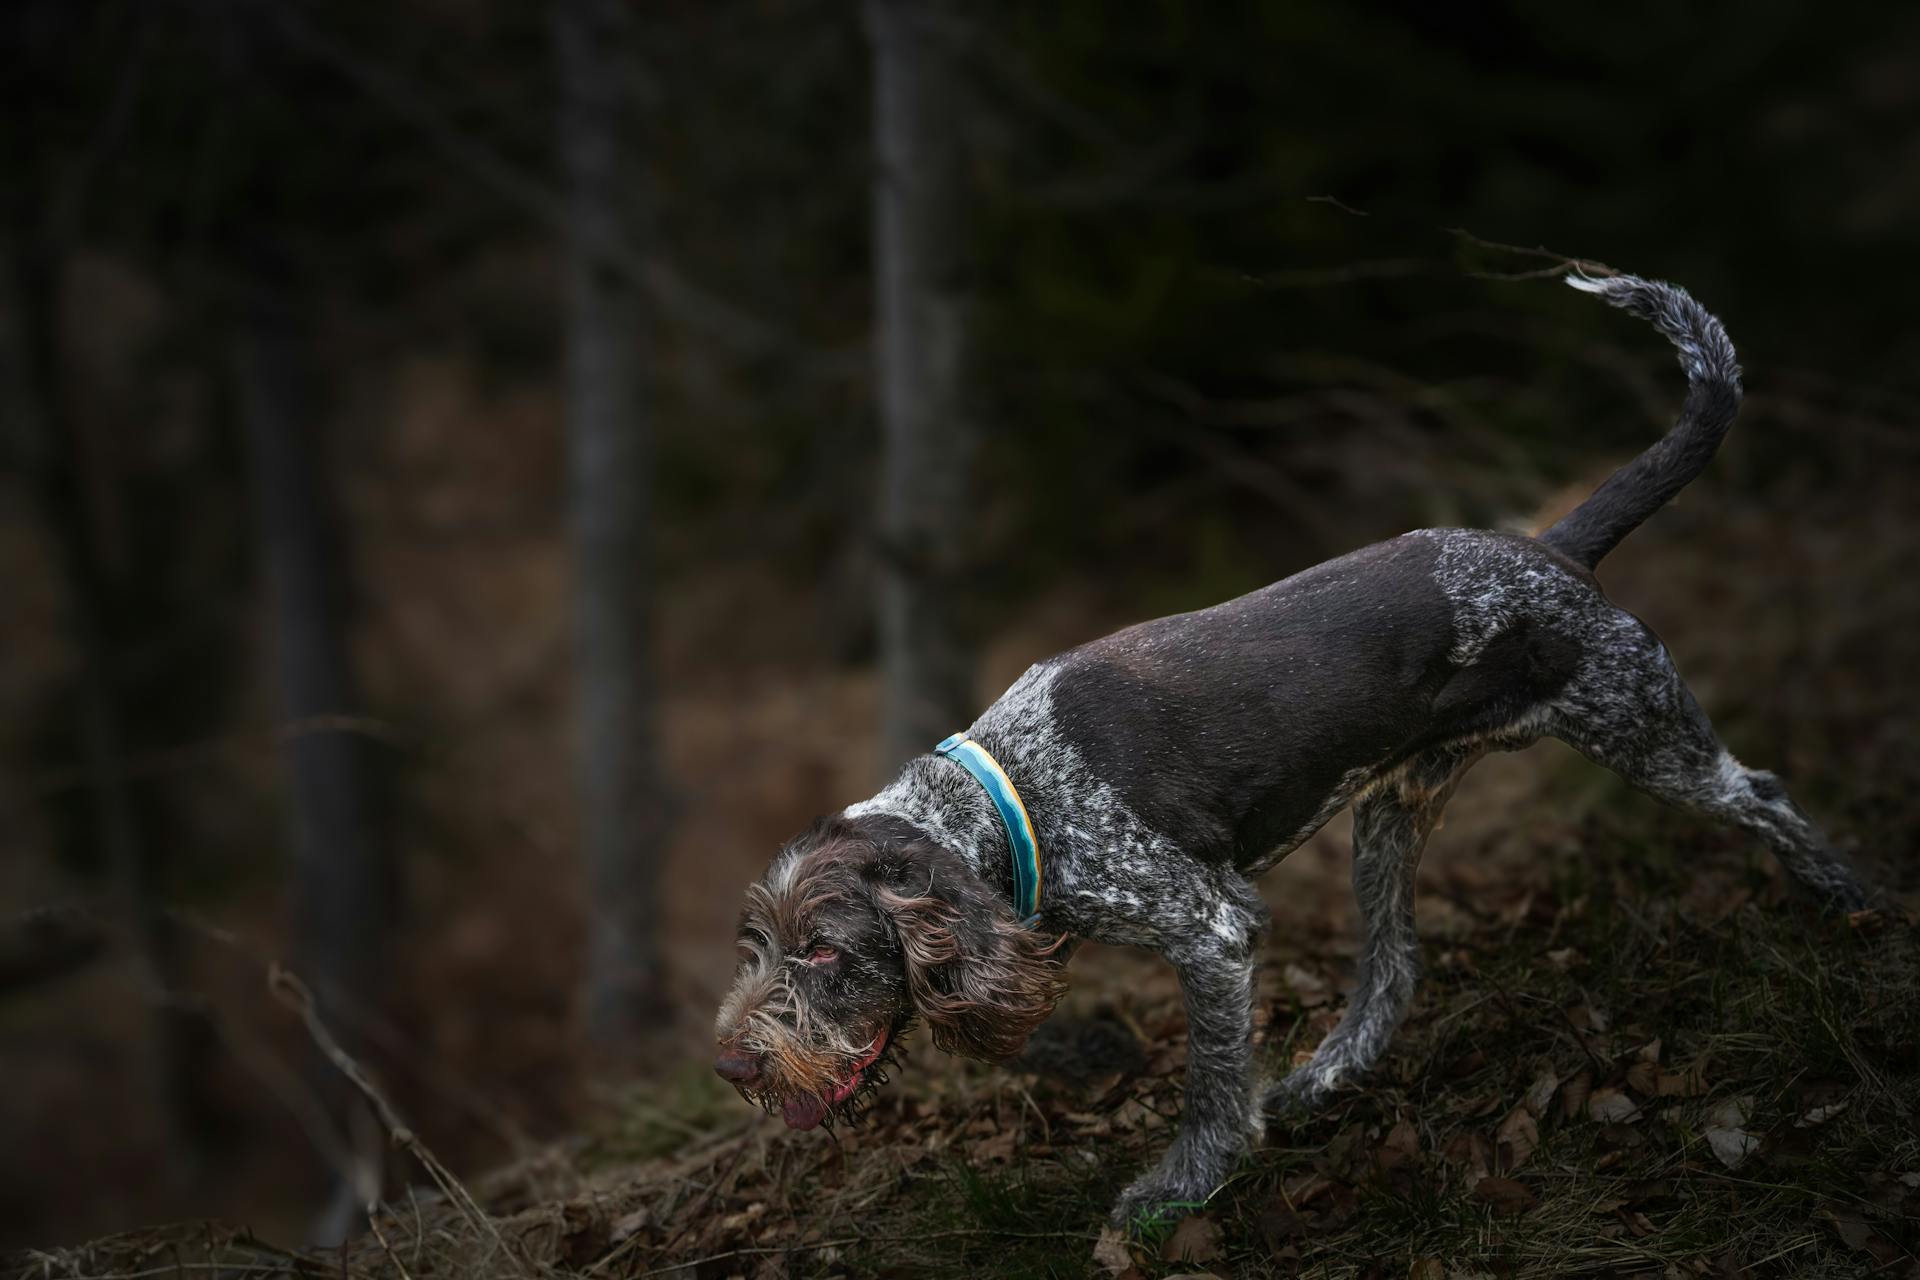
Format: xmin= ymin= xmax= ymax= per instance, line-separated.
xmin=934 ymin=733 xmax=1042 ymax=924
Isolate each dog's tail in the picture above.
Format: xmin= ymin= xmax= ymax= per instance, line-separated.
xmin=1538 ymin=271 xmax=1743 ymax=570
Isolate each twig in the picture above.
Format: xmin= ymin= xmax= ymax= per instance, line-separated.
xmin=365 ymin=1207 xmax=415 ymax=1280
xmin=1306 ymin=194 xmax=1370 ymax=218
xmin=635 ymin=1227 xmax=1101 ymax=1278
xmin=176 ymin=909 xmax=537 ymax=1159
xmin=268 ymin=965 xmax=540 ymax=1280
xmin=1447 ymin=228 xmax=1618 ymax=280
xmin=1016 ymin=1083 xmax=1052 ymax=1149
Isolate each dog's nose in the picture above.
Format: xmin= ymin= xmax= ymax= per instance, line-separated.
xmin=714 ymin=1048 xmax=761 ymax=1085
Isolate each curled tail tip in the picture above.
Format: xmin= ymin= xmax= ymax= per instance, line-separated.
xmin=1563 ymin=268 xmax=1612 ymax=295
xmin=1563 ymin=267 xmax=1739 ymax=389
xmin=1541 ymin=264 xmax=1742 ymax=568
xmin=1563 ymin=268 xmax=1654 ymax=302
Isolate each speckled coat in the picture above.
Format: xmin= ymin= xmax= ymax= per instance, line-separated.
xmin=742 ymin=273 xmax=1872 ymax=1228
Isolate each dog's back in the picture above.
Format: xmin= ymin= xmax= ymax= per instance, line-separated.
xmin=1008 ymin=529 xmax=1585 ymax=870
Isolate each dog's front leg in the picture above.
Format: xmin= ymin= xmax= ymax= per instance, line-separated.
xmin=1109 ymin=929 xmax=1258 ymax=1230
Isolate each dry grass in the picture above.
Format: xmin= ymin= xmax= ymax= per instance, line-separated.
xmin=10 ymin=816 xmax=1915 ymax=1279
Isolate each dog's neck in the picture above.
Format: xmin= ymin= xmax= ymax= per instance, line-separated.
xmin=843 ymin=754 xmax=1015 ymax=897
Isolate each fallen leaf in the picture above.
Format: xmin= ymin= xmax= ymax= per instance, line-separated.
xmin=1092 ymin=1226 xmax=1135 ymax=1276
xmin=1447 ymin=1049 xmax=1489 ymax=1078
xmin=1598 ymin=1122 xmax=1645 ymax=1149
xmin=1704 ymin=1096 xmax=1759 ymax=1170
xmin=1256 ymin=1200 xmax=1307 ymax=1251
xmin=1828 ymin=1211 xmax=1874 ymax=1252
xmin=1846 ymin=908 xmax=1891 ymax=934
xmin=974 ymin=1128 xmax=1018 ymax=1162
xmin=1283 ymin=963 xmax=1330 ymax=1007
xmin=1324 ymin=1122 xmax=1367 ymax=1174
xmin=1442 ymin=1131 xmax=1492 ymax=1188
xmin=1474 ymin=1176 xmax=1536 ymax=1217
xmin=1655 ymin=1062 xmax=1709 ymax=1097
xmin=1523 ymin=1067 xmax=1560 ymax=1117
xmin=1824 ymin=1207 xmax=1904 ymax=1266
xmin=1378 ymin=1117 xmax=1420 ymax=1172
xmin=1560 ymin=1070 xmax=1592 ymax=1120
xmin=1495 ymin=1106 xmax=1539 ymax=1173
xmin=1281 ymin=1171 xmax=1331 ymax=1207
xmin=718 ymin=1202 xmax=765 ymax=1232
xmin=1546 ymin=947 xmax=1584 ymax=971
xmin=1567 ymin=1003 xmax=1611 ymax=1033
xmin=609 ymin=1206 xmax=651 ymax=1243
xmin=1161 ymin=1215 xmax=1224 ymax=1265
xmin=1796 ymin=1101 xmax=1848 ymax=1128
xmin=1587 ymin=1087 xmax=1641 ymax=1124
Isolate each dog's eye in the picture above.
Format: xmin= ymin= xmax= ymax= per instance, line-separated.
xmin=805 ymin=944 xmax=839 ymax=965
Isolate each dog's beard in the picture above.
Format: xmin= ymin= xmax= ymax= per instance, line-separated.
xmin=735 ymin=1016 xmax=912 ymax=1132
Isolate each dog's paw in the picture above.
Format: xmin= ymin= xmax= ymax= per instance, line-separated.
xmin=1828 ymin=874 xmax=1879 ymax=915
xmin=1262 ymin=1065 xmax=1335 ymax=1121
xmin=1107 ymin=1169 xmax=1211 ymax=1235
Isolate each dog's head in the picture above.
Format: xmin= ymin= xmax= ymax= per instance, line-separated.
xmin=712 ymin=816 xmax=1067 ymax=1129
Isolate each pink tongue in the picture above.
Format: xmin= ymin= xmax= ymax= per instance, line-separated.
xmin=779 ymin=1032 xmax=888 ymax=1131
xmin=782 ymin=1093 xmax=827 ymax=1130
xmin=781 ymin=1073 xmax=857 ymax=1129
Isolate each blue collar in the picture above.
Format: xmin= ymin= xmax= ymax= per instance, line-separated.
xmin=934 ymin=733 xmax=1042 ymax=925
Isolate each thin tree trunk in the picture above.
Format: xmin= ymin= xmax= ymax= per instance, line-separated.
xmin=234 ymin=254 xmax=388 ymax=1028
xmin=232 ymin=248 xmax=390 ymax=1240
xmin=867 ymin=0 xmax=978 ymax=773
xmin=556 ymin=0 xmax=673 ymax=1046
xmin=4 ymin=231 xmax=208 ymax=1186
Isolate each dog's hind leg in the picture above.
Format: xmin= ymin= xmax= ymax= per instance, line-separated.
xmin=1265 ymin=742 xmax=1483 ymax=1118
xmin=1548 ymin=608 xmax=1871 ymax=910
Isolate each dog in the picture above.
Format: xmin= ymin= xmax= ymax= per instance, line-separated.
xmin=712 ymin=271 xmax=1872 ymax=1228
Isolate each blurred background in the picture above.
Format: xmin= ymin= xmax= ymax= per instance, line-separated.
xmin=4 ymin=0 xmax=1917 ymax=1253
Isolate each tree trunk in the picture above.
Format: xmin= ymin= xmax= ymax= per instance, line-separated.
xmin=4 ymin=230 xmax=213 ymax=1187
xmin=556 ymin=0 xmax=673 ymax=1047
xmin=867 ymin=0 xmax=979 ymax=773
xmin=232 ymin=248 xmax=390 ymax=1240
xmin=235 ymin=253 xmax=389 ymax=1029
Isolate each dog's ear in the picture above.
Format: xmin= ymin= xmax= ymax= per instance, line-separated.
xmin=865 ymin=839 xmax=1068 ymax=1062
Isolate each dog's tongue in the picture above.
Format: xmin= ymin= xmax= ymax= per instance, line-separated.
xmin=782 ymin=1092 xmax=828 ymax=1130
xmin=779 ymin=1032 xmax=888 ymax=1131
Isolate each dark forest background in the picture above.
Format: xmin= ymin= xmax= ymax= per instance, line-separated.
xmin=4 ymin=0 xmax=1919 ymax=1255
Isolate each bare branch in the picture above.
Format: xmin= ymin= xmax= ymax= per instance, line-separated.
xmin=253 ymin=0 xmax=859 ymax=375
xmin=269 ymin=965 xmax=540 ymax=1280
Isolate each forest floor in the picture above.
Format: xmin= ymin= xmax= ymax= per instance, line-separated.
xmin=11 ymin=475 xmax=1920 ymax=1280
xmin=12 ymin=761 xmax=1919 ymax=1278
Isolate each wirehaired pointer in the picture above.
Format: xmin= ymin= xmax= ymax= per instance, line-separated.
xmin=712 ymin=271 xmax=1872 ymax=1228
